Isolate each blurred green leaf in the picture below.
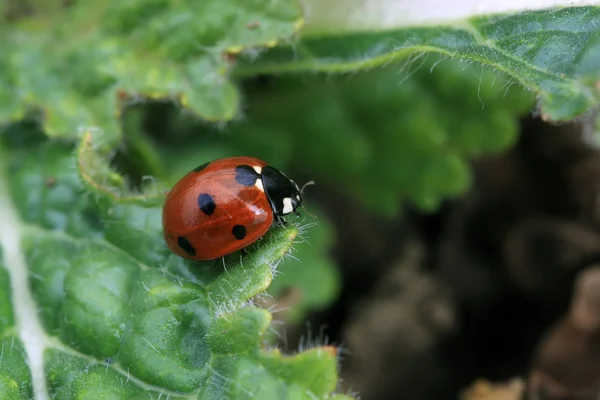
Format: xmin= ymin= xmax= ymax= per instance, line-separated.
xmin=158 ymin=55 xmax=534 ymax=215
xmin=266 ymin=207 xmax=340 ymax=324
xmin=0 ymin=0 xmax=303 ymax=147
xmin=236 ymin=5 xmax=600 ymax=122
xmin=0 ymin=124 xmax=348 ymax=399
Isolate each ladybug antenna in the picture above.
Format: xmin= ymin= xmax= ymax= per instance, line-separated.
xmin=300 ymin=180 xmax=315 ymax=196
xmin=298 ymin=180 xmax=317 ymax=219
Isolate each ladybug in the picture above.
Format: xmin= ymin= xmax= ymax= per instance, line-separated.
xmin=162 ymin=156 xmax=311 ymax=261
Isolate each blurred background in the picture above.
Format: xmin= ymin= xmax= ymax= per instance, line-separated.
xmin=107 ymin=54 xmax=600 ymax=399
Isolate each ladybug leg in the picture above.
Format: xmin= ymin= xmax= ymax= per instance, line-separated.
xmin=294 ymin=210 xmax=302 ymax=217
xmin=240 ymin=248 xmax=248 ymax=257
xmin=276 ymin=215 xmax=287 ymax=226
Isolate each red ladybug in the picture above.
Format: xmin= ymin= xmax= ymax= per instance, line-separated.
xmin=162 ymin=156 xmax=309 ymax=261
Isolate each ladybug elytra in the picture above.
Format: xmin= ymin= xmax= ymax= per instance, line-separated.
xmin=162 ymin=156 xmax=311 ymax=261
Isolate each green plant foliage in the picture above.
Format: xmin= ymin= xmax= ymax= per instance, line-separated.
xmin=267 ymin=207 xmax=340 ymax=324
xmin=0 ymin=125 xmax=348 ymax=399
xmin=0 ymin=255 xmax=33 ymax=400
xmin=157 ymin=55 xmax=534 ymax=214
xmin=236 ymin=6 xmax=600 ymax=122
xmin=1 ymin=2 xmax=597 ymax=398
xmin=0 ymin=0 xmax=303 ymax=147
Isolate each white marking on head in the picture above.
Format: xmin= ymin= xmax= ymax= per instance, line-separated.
xmin=296 ymin=194 xmax=301 ymax=201
xmin=255 ymin=178 xmax=264 ymax=192
xmin=252 ymin=165 xmax=262 ymax=174
xmin=282 ymin=197 xmax=294 ymax=214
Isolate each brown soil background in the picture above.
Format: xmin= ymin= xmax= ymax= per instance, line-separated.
xmin=280 ymin=116 xmax=600 ymax=400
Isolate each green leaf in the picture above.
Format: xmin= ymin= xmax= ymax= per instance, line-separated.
xmin=0 ymin=124 xmax=348 ymax=399
xmin=236 ymin=5 xmax=600 ymax=122
xmin=0 ymin=0 xmax=303 ymax=147
xmin=162 ymin=55 xmax=533 ymax=215
xmin=0 ymin=253 xmax=33 ymax=400
xmin=266 ymin=208 xmax=340 ymax=324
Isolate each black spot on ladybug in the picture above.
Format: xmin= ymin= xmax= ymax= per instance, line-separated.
xmin=193 ymin=161 xmax=210 ymax=172
xmin=232 ymin=225 xmax=247 ymax=240
xmin=177 ymin=236 xmax=196 ymax=256
xmin=235 ymin=165 xmax=260 ymax=187
xmin=197 ymin=193 xmax=216 ymax=215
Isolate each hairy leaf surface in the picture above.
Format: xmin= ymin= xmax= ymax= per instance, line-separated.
xmin=0 ymin=125 xmax=347 ymax=399
xmin=236 ymin=5 xmax=600 ymax=121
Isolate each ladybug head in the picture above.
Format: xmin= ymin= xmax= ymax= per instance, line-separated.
xmin=261 ymin=166 xmax=305 ymax=216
